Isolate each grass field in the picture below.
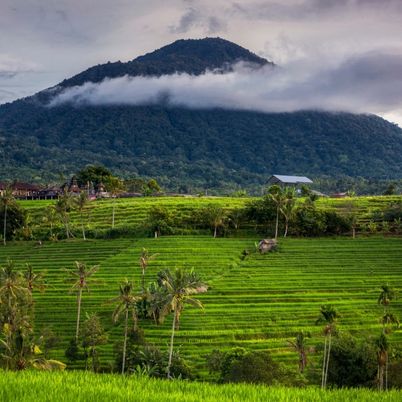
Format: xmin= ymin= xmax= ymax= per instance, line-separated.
xmin=19 ymin=194 xmax=402 ymax=236
xmin=0 ymin=235 xmax=401 ymax=375
xmin=1 ymin=370 xmax=402 ymax=401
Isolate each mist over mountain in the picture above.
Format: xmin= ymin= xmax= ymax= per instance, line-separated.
xmin=1 ymin=37 xmax=402 ymax=192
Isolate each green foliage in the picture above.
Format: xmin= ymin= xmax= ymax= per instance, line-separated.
xmin=207 ymin=348 xmax=283 ymax=385
xmin=145 ymin=206 xmax=174 ymax=237
xmin=75 ymin=165 xmax=113 ymax=187
xmin=326 ymin=334 xmax=377 ymax=388
xmin=0 ymin=203 xmax=26 ymax=241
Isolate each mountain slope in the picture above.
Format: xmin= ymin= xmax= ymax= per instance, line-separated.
xmin=0 ymin=37 xmax=402 ymax=191
xmin=58 ymin=37 xmax=271 ymax=88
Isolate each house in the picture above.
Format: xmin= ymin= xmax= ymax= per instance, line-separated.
xmin=268 ymin=175 xmax=313 ymax=186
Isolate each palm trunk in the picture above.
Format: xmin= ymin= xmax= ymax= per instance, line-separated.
xmin=122 ymin=309 xmax=128 ymax=375
xmin=75 ymin=288 xmax=82 ymax=341
xmin=284 ymin=219 xmax=288 ymax=238
xmin=112 ymin=199 xmax=115 ymax=229
xmin=3 ymin=203 xmax=7 ymax=246
xmin=321 ymin=336 xmax=327 ymax=388
xmin=275 ymin=206 xmax=279 ymax=240
xmin=81 ymin=211 xmax=86 ymax=240
xmin=167 ymin=309 xmax=177 ymax=378
xmin=214 ymin=225 xmax=217 ymax=238
xmin=385 ymin=355 xmax=388 ymax=391
xmin=324 ymin=333 xmax=332 ymax=387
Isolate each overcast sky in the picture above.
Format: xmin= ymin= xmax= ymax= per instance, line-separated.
xmin=1 ymin=0 xmax=402 ymax=125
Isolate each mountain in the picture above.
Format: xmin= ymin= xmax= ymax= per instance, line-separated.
xmin=0 ymin=37 xmax=402 ymax=193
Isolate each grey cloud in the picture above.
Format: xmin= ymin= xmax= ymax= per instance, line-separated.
xmin=49 ymin=51 xmax=402 ymax=118
xmin=170 ymin=6 xmax=226 ymax=34
xmin=232 ymin=0 xmax=402 ymax=20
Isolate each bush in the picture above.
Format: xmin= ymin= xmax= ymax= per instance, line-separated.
xmin=0 ymin=203 xmax=26 ymax=241
xmin=207 ymin=348 xmax=283 ymax=384
xmin=323 ymin=211 xmax=352 ymax=235
xmin=327 ymin=334 xmax=377 ymax=388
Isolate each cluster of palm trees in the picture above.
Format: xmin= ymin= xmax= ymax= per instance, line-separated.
xmin=64 ymin=250 xmax=207 ymax=377
xmin=288 ymin=286 xmax=400 ymax=390
xmin=0 ymin=260 xmax=64 ymax=370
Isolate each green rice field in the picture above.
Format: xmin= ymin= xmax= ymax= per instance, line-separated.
xmin=19 ymin=194 xmax=402 ymax=233
xmin=0 ymin=235 xmax=401 ymax=374
xmin=1 ymin=370 xmax=401 ymax=401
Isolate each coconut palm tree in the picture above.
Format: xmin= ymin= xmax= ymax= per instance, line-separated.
xmin=157 ymin=268 xmax=206 ymax=378
xmin=377 ymin=284 xmax=397 ymax=390
xmin=139 ymin=248 xmax=158 ymax=292
xmin=280 ymin=187 xmax=296 ymax=237
xmin=316 ymin=305 xmax=340 ymax=388
xmin=375 ymin=333 xmax=389 ymax=391
xmin=1 ymin=186 xmax=15 ymax=246
xmin=105 ymin=177 xmax=124 ymax=229
xmin=268 ymin=185 xmax=285 ymax=240
xmin=55 ymin=189 xmax=75 ymax=239
xmin=75 ymin=191 xmax=89 ymax=240
xmin=64 ymin=262 xmax=99 ymax=341
xmin=23 ymin=264 xmax=46 ymax=294
xmin=42 ymin=205 xmax=57 ymax=239
xmin=110 ymin=279 xmax=142 ymax=374
xmin=287 ymin=331 xmax=310 ymax=373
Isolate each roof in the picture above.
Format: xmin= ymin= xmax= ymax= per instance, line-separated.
xmin=269 ymin=175 xmax=313 ymax=184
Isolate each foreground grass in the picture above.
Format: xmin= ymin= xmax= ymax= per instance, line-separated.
xmin=1 ymin=370 xmax=401 ymax=402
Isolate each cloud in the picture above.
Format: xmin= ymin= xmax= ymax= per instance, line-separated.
xmin=232 ymin=0 xmax=402 ymax=20
xmin=0 ymin=55 xmax=39 ymax=77
xmin=49 ymin=51 xmax=402 ymax=119
xmin=169 ymin=6 xmax=226 ymax=34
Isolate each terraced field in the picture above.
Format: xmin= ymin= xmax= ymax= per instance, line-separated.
xmin=0 ymin=236 xmax=401 ymax=375
xmin=20 ymin=195 xmax=402 ymax=235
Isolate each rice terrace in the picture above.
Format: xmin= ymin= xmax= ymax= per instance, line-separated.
xmin=1 ymin=191 xmax=402 ymax=400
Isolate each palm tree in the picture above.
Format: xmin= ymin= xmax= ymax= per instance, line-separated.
xmin=139 ymin=248 xmax=158 ymax=292
xmin=42 ymin=205 xmax=57 ymax=239
xmin=378 ymin=285 xmax=396 ymax=316
xmin=105 ymin=177 xmax=124 ymax=229
xmin=268 ymin=185 xmax=285 ymax=240
xmin=377 ymin=284 xmax=397 ymax=390
xmin=279 ymin=187 xmax=296 ymax=237
xmin=64 ymin=262 xmax=99 ymax=341
xmin=75 ymin=191 xmax=89 ymax=240
xmin=375 ymin=333 xmax=389 ymax=391
xmin=1 ymin=186 xmax=15 ymax=246
xmin=55 ymin=189 xmax=75 ymax=239
xmin=316 ymin=305 xmax=340 ymax=388
xmin=157 ymin=268 xmax=206 ymax=378
xmin=287 ymin=331 xmax=310 ymax=373
xmin=23 ymin=264 xmax=46 ymax=294
xmin=110 ymin=279 xmax=142 ymax=374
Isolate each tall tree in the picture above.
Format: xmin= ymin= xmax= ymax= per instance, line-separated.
xmin=110 ymin=279 xmax=142 ymax=374
xmin=75 ymin=191 xmax=89 ymax=240
xmin=316 ymin=305 xmax=340 ymax=388
xmin=139 ymin=248 xmax=158 ymax=292
xmin=157 ymin=268 xmax=206 ymax=378
xmin=81 ymin=313 xmax=108 ymax=372
xmin=64 ymin=262 xmax=99 ymax=341
xmin=279 ymin=187 xmax=296 ymax=237
xmin=55 ymin=189 xmax=75 ymax=239
xmin=1 ymin=186 xmax=15 ymax=246
xmin=287 ymin=331 xmax=310 ymax=373
xmin=268 ymin=185 xmax=285 ymax=240
xmin=23 ymin=264 xmax=46 ymax=294
xmin=377 ymin=284 xmax=397 ymax=390
xmin=105 ymin=176 xmax=124 ymax=229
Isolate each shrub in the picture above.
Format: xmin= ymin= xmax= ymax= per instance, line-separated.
xmin=327 ymin=334 xmax=377 ymax=388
